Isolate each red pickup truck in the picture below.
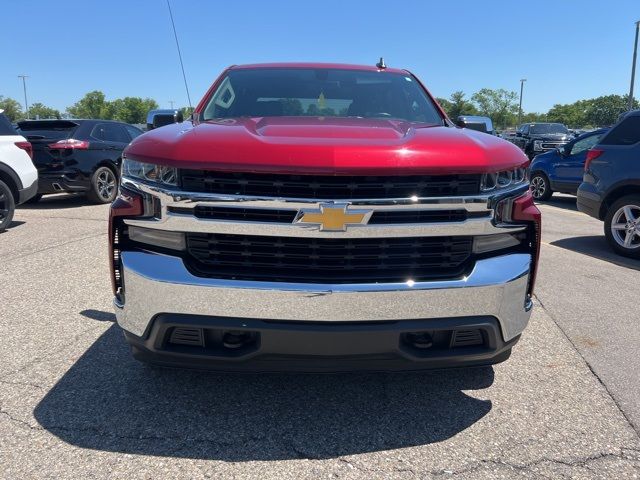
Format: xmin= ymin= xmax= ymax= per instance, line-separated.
xmin=109 ymin=62 xmax=540 ymax=371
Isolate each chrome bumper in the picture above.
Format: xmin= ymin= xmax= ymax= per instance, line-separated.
xmin=114 ymin=251 xmax=532 ymax=342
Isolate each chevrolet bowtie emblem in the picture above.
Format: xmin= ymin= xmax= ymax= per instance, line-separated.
xmin=294 ymin=203 xmax=373 ymax=231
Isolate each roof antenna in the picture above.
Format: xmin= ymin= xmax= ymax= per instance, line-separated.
xmin=166 ymin=0 xmax=193 ymax=110
xmin=376 ymin=57 xmax=387 ymax=69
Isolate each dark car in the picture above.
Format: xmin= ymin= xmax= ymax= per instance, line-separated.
xmin=17 ymin=119 xmax=143 ymax=203
xmin=577 ymin=110 xmax=640 ymax=258
xmin=511 ymin=122 xmax=572 ymax=159
xmin=529 ymin=128 xmax=608 ymax=200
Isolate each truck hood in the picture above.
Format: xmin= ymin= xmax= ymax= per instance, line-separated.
xmin=125 ymin=117 xmax=528 ymax=175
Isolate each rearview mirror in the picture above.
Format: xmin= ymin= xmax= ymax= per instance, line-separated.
xmin=455 ymin=115 xmax=494 ymax=135
xmin=146 ymin=109 xmax=184 ymax=130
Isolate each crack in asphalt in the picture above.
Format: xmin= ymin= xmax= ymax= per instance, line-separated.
xmin=17 ymin=214 xmax=107 ymax=222
xmin=0 ymin=379 xmax=46 ymax=391
xmin=534 ymin=292 xmax=640 ymax=439
xmin=0 ymin=232 xmax=106 ymax=267
xmin=444 ymin=450 xmax=640 ymax=476
xmin=0 ymin=325 xmax=101 ymax=382
xmin=1 ymin=397 xmax=639 ymax=477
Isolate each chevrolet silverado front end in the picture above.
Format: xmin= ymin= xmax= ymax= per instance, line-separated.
xmin=110 ymin=63 xmax=541 ymax=371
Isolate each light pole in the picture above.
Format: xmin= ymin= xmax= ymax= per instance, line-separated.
xmin=628 ymin=21 xmax=640 ymax=110
xmin=518 ymin=78 xmax=526 ymax=126
xmin=17 ymin=75 xmax=29 ymax=119
xmin=168 ymin=100 xmax=175 ymax=109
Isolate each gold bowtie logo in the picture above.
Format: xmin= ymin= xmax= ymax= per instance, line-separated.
xmin=294 ymin=203 xmax=372 ymax=231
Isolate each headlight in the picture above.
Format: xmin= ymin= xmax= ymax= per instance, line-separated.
xmin=480 ymin=166 xmax=529 ymax=192
xmin=122 ymin=158 xmax=178 ymax=186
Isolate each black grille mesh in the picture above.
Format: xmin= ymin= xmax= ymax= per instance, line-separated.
xmin=180 ymin=170 xmax=481 ymax=199
xmin=185 ymin=233 xmax=473 ymax=283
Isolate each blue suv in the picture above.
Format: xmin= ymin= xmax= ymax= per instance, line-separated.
xmin=578 ymin=111 xmax=640 ymax=258
xmin=530 ymin=128 xmax=608 ymax=201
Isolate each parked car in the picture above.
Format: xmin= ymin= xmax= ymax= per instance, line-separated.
xmin=455 ymin=115 xmax=495 ymax=135
xmin=17 ymin=119 xmax=143 ymax=204
xmin=577 ymin=110 xmax=640 ymax=258
xmin=0 ymin=110 xmax=38 ymax=230
xmin=510 ymin=122 xmax=572 ymax=159
xmin=110 ymin=62 xmax=540 ymax=371
xmin=530 ymin=128 xmax=608 ymax=200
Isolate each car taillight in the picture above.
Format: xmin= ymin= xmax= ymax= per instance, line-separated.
xmin=584 ymin=148 xmax=603 ymax=171
xmin=109 ymin=188 xmax=144 ymax=298
xmin=511 ymin=191 xmax=542 ymax=297
xmin=47 ymin=138 xmax=90 ymax=150
xmin=14 ymin=141 xmax=33 ymax=159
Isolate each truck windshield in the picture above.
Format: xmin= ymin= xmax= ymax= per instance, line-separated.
xmin=201 ymin=68 xmax=445 ymax=125
xmin=529 ymin=123 xmax=568 ymax=135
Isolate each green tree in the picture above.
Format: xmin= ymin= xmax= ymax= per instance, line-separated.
xmin=0 ymin=96 xmax=23 ymax=121
xmin=471 ymin=88 xmax=518 ymax=129
xmin=521 ymin=112 xmax=547 ymax=124
xmin=180 ymin=106 xmax=195 ymax=119
xmin=435 ymin=97 xmax=453 ymax=116
xmin=111 ymin=97 xmax=159 ymax=124
xmin=67 ymin=91 xmax=111 ymax=119
xmin=585 ymin=95 xmax=638 ymax=127
xmin=28 ymin=102 xmax=61 ymax=120
xmin=280 ymin=99 xmax=303 ymax=116
xmin=448 ymin=91 xmax=478 ymax=118
xmin=547 ymin=100 xmax=589 ymax=127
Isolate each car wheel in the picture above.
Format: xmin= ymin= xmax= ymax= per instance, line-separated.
xmin=0 ymin=180 xmax=16 ymax=231
xmin=604 ymin=195 xmax=640 ymax=259
xmin=530 ymin=173 xmax=552 ymax=201
xmin=87 ymin=166 xmax=118 ymax=204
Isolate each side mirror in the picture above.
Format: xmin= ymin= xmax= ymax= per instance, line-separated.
xmin=455 ymin=115 xmax=494 ymax=134
xmin=146 ymin=109 xmax=184 ymax=130
xmin=516 ymin=131 xmax=523 ymax=137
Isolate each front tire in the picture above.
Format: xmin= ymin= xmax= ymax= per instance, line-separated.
xmin=530 ymin=173 xmax=552 ymax=201
xmin=0 ymin=180 xmax=16 ymax=231
xmin=604 ymin=195 xmax=640 ymax=259
xmin=87 ymin=166 xmax=118 ymax=204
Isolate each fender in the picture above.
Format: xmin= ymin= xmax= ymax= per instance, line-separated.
xmin=0 ymin=162 xmax=23 ymax=191
xmin=600 ymin=179 xmax=640 ymax=218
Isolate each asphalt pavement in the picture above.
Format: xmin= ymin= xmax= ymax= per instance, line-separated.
xmin=0 ymin=193 xmax=639 ymax=479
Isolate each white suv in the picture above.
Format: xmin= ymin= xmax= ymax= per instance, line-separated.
xmin=0 ymin=110 xmax=38 ymax=230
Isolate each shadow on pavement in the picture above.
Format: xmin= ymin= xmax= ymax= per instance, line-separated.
xmin=18 ymin=193 xmax=89 ymax=210
xmin=551 ymin=235 xmax=640 ymax=271
xmin=34 ymin=325 xmax=494 ymax=460
xmin=538 ymin=195 xmax=578 ymax=212
xmin=0 ymin=220 xmax=25 ymax=232
xmin=80 ymin=309 xmax=116 ymax=322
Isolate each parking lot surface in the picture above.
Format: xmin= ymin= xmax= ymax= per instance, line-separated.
xmin=1 ymin=194 xmax=639 ymax=479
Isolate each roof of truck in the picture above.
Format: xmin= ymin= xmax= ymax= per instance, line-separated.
xmin=228 ymin=62 xmax=408 ymax=75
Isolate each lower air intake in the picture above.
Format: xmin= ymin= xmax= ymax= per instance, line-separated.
xmin=169 ymin=327 xmax=204 ymax=347
xmin=451 ymin=329 xmax=484 ymax=348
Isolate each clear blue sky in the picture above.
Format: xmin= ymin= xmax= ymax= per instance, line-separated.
xmin=2 ymin=0 xmax=639 ymax=114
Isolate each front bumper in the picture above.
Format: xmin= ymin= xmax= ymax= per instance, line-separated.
xmin=114 ymin=250 xmax=532 ymax=370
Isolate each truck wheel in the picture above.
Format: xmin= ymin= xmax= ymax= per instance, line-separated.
xmin=530 ymin=173 xmax=552 ymax=201
xmin=604 ymin=195 xmax=640 ymax=259
xmin=87 ymin=166 xmax=118 ymax=204
xmin=0 ymin=180 xmax=16 ymax=231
